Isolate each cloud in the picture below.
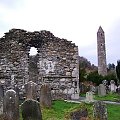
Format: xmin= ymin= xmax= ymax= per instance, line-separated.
xmin=0 ymin=0 xmax=24 ymax=9
xmin=0 ymin=0 xmax=120 ymax=65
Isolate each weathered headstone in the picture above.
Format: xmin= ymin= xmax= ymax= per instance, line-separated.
xmin=102 ymin=80 xmax=109 ymax=93
xmin=3 ymin=89 xmax=19 ymax=120
xmin=24 ymin=81 xmax=38 ymax=100
xmin=98 ymin=84 xmax=106 ymax=96
xmin=70 ymin=108 xmax=88 ymax=120
xmin=102 ymin=80 xmax=108 ymax=86
xmin=93 ymin=101 xmax=107 ymax=120
xmin=0 ymin=85 xmax=4 ymax=115
xmin=21 ymin=99 xmax=42 ymax=120
xmin=85 ymin=91 xmax=94 ymax=103
xmin=109 ymin=80 xmax=117 ymax=92
xmin=90 ymin=85 xmax=96 ymax=93
xmin=40 ymin=83 xmax=52 ymax=108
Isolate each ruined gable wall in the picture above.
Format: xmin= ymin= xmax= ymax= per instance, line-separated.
xmin=0 ymin=29 xmax=79 ymax=92
xmin=37 ymin=36 xmax=79 ymax=86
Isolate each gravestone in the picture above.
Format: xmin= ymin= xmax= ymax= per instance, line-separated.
xmin=102 ymin=80 xmax=108 ymax=86
xmin=85 ymin=91 xmax=94 ymax=103
xmin=70 ymin=108 xmax=88 ymax=120
xmin=90 ymin=85 xmax=96 ymax=93
xmin=117 ymin=85 xmax=120 ymax=95
xmin=24 ymin=81 xmax=38 ymax=100
xmin=21 ymin=99 xmax=42 ymax=120
xmin=102 ymin=80 xmax=109 ymax=93
xmin=0 ymin=85 xmax=4 ymax=115
xmin=109 ymin=80 xmax=117 ymax=92
xmin=40 ymin=83 xmax=52 ymax=108
xmin=93 ymin=101 xmax=107 ymax=120
xmin=3 ymin=89 xmax=19 ymax=120
xmin=98 ymin=84 xmax=106 ymax=96
xmin=80 ymin=83 xmax=86 ymax=93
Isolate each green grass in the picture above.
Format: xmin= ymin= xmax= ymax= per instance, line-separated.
xmin=80 ymin=93 xmax=120 ymax=101
xmin=42 ymin=100 xmax=79 ymax=120
xmin=107 ymin=104 xmax=120 ymax=120
xmin=95 ymin=93 xmax=120 ymax=102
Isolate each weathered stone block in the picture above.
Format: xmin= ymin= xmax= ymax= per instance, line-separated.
xmin=40 ymin=83 xmax=52 ymax=108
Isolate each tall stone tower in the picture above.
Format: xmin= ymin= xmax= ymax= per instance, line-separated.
xmin=97 ymin=26 xmax=107 ymax=76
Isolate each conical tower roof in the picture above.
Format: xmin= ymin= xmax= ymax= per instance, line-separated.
xmin=98 ymin=26 xmax=104 ymax=33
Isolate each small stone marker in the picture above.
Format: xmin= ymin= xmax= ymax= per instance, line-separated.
xmin=93 ymin=101 xmax=107 ymax=120
xmin=85 ymin=91 xmax=94 ymax=103
xmin=24 ymin=81 xmax=38 ymax=100
xmin=21 ymin=99 xmax=42 ymax=120
xmin=3 ymin=89 xmax=19 ymax=120
xmin=40 ymin=83 xmax=52 ymax=108
xmin=98 ymin=84 xmax=106 ymax=96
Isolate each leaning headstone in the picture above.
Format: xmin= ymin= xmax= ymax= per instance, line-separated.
xmin=85 ymin=91 xmax=94 ymax=103
xmin=98 ymin=84 xmax=106 ymax=96
xmin=70 ymin=108 xmax=88 ymax=120
xmin=93 ymin=101 xmax=107 ymax=120
xmin=24 ymin=81 xmax=38 ymax=100
xmin=3 ymin=89 xmax=19 ymax=120
xmin=40 ymin=83 xmax=52 ymax=108
xmin=21 ymin=99 xmax=42 ymax=120
xmin=0 ymin=85 xmax=4 ymax=115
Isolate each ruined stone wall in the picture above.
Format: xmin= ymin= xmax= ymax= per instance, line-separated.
xmin=0 ymin=29 xmax=29 ymax=89
xmin=0 ymin=29 xmax=79 ymax=94
xmin=37 ymin=37 xmax=79 ymax=84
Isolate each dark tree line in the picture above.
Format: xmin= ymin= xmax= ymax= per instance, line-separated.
xmin=79 ymin=56 xmax=120 ymax=85
xmin=116 ymin=60 xmax=120 ymax=84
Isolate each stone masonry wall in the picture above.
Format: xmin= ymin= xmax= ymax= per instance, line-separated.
xmin=0 ymin=29 xmax=79 ymax=95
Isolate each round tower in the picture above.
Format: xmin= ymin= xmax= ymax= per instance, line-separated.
xmin=97 ymin=26 xmax=107 ymax=76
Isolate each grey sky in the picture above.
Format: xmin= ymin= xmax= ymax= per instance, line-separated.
xmin=0 ymin=0 xmax=120 ymax=65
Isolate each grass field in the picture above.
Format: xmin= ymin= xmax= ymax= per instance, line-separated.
xmin=107 ymin=104 xmax=120 ymax=120
xmin=95 ymin=93 xmax=120 ymax=102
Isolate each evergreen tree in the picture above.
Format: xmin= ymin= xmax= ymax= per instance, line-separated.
xmin=116 ymin=60 xmax=120 ymax=84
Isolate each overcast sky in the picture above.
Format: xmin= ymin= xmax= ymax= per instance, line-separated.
xmin=0 ymin=0 xmax=120 ymax=65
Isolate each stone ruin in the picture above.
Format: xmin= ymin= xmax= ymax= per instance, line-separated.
xmin=0 ymin=28 xmax=79 ymax=100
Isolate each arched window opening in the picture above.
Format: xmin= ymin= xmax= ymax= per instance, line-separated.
xmin=29 ymin=47 xmax=38 ymax=56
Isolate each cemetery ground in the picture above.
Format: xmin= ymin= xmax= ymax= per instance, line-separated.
xmin=80 ymin=92 xmax=120 ymax=102
xmin=18 ymin=100 xmax=120 ymax=120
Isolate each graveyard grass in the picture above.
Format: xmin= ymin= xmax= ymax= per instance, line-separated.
xmin=95 ymin=93 xmax=120 ymax=102
xmin=19 ymin=100 xmax=120 ymax=120
xmin=80 ymin=93 xmax=120 ymax=102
